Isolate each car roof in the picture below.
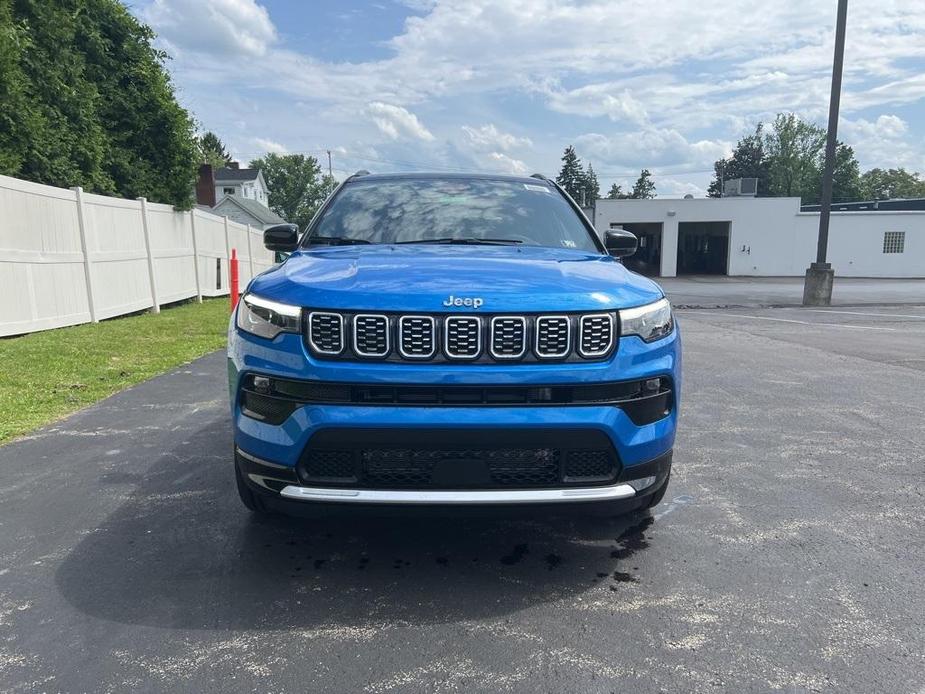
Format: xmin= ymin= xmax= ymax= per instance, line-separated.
xmin=346 ymin=171 xmax=552 ymax=186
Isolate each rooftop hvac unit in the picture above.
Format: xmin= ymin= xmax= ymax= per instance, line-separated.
xmin=723 ymin=178 xmax=758 ymax=197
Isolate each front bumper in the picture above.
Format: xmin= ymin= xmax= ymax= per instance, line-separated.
xmin=228 ymin=313 xmax=680 ymax=508
xmin=237 ymin=446 xmax=671 ymax=512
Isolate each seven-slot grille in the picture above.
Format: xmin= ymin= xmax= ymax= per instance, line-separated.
xmin=444 ymin=317 xmax=481 ymax=358
xmin=305 ymin=312 xmax=617 ymax=362
xmin=353 ymin=314 xmax=389 ymax=357
xmin=307 ymin=312 xmax=344 ymax=354
xmin=535 ymin=316 xmax=570 ymax=358
xmin=399 ymin=316 xmax=436 ymax=358
xmin=579 ymin=314 xmax=614 ymax=357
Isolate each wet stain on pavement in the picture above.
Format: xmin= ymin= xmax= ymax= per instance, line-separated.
xmin=500 ymin=544 xmax=529 ymax=565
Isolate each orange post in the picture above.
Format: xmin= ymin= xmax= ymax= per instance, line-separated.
xmin=230 ymin=248 xmax=240 ymax=311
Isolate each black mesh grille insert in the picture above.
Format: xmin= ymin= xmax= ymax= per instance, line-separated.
xmin=399 ymin=316 xmax=435 ymax=358
xmin=302 ymin=449 xmax=356 ymax=482
xmin=491 ymin=317 xmax=526 ymax=358
xmin=360 ymin=448 xmax=559 ymax=488
xmin=564 ymin=450 xmax=616 ymax=482
xmin=354 ymin=315 xmax=389 ymax=357
xmin=297 ymin=429 xmax=621 ymax=490
xmin=445 ymin=317 xmax=481 ymax=358
xmin=535 ymin=316 xmax=570 ymax=357
xmin=579 ymin=314 xmax=614 ymax=357
xmin=308 ymin=312 xmax=343 ymax=354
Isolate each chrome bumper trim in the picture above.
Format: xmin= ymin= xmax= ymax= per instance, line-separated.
xmin=278 ymin=483 xmax=637 ymax=505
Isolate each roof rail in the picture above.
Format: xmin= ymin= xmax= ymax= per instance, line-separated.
xmin=530 ymin=173 xmax=550 ymax=181
xmin=351 ymin=170 xmax=370 ymax=178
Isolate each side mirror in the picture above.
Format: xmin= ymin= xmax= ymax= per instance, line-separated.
xmin=604 ymin=229 xmax=638 ymax=258
xmin=264 ymin=224 xmax=299 ymax=252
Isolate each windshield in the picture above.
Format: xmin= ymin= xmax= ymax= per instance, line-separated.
xmin=305 ymin=178 xmax=601 ymax=252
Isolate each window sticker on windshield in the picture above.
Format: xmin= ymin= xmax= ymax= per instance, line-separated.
xmin=524 ymin=184 xmax=551 ymax=193
xmin=561 ymin=239 xmax=577 ymax=248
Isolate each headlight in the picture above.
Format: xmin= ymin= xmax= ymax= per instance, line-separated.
xmin=619 ymin=298 xmax=673 ymax=342
xmin=236 ymin=293 xmax=301 ymax=339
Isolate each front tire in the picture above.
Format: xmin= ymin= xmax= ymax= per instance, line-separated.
xmin=235 ymin=461 xmax=270 ymax=515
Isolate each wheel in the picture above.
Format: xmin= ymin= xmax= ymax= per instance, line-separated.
xmin=235 ymin=461 xmax=270 ymax=515
xmin=644 ymin=472 xmax=670 ymax=509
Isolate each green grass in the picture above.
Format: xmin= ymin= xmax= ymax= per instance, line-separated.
xmin=0 ymin=298 xmax=232 ymax=443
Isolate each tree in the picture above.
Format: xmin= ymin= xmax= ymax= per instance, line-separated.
xmin=707 ymin=123 xmax=770 ymax=197
xmin=250 ymin=153 xmax=333 ymax=230
xmin=0 ymin=0 xmax=199 ymax=207
xmin=198 ymin=131 xmax=231 ymax=169
xmin=580 ymin=163 xmax=600 ymax=205
xmin=556 ymin=145 xmax=585 ymax=203
xmin=764 ymin=113 xmax=826 ymax=202
xmin=606 ymin=183 xmax=628 ymax=199
xmin=631 ymin=169 xmax=656 ymax=199
xmin=830 ymin=143 xmax=862 ymax=202
xmin=859 ymin=168 xmax=925 ymax=200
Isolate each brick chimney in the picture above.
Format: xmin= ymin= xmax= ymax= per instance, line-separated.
xmin=227 ymin=161 xmax=240 ymax=170
xmin=196 ymin=164 xmax=216 ymax=207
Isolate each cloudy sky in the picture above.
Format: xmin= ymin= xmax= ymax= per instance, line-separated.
xmin=131 ymin=0 xmax=925 ymax=197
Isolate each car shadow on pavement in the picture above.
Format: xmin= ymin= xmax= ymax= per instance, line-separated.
xmin=55 ymin=418 xmax=656 ymax=631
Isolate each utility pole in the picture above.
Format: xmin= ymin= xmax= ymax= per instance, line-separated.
xmin=326 ymin=149 xmax=334 ymax=194
xmin=803 ymin=0 xmax=848 ymax=306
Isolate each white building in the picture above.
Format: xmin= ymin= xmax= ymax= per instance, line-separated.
xmin=592 ymin=197 xmax=924 ymax=278
xmin=214 ymin=165 xmax=271 ymax=207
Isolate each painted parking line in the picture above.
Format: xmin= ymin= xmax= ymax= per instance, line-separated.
xmin=718 ymin=313 xmax=897 ymax=331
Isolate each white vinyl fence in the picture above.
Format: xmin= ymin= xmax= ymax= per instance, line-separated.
xmin=0 ymin=174 xmax=276 ymax=337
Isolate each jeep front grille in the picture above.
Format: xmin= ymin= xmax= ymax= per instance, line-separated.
xmin=444 ymin=316 xmax=481 ymax=359
xmin=353 ymin=314 xmax=389 ymax=357
xmin=308 ymin=312 xmax=344 ymax=354
xmin=302 ymin=311 xmax=617 ymax=363
xmin=490 ymin=316 xmax=526 ymax=359
xmin=579 ymin=313 xmax=614 ymax=357
xmin=535 ymin=316 xmax=570 ymax=358
xmin=398 ymin=315 xmax=436 ymax=358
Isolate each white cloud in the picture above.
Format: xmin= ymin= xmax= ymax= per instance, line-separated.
xmin=575 ymin=129 xmax=729 ymax=171
xmin=485 ymin=152 xmax=530 ymax=174
xmin=462 ymin=124 xmax=532 ymax=152
xmin=840 ymin=115 xmax=922 ymax=171
xmin=654 ymin=178 xmax=709 ymax=198
xmin=143 ymin=0 xmax=277 ymax=56
xmin=543 ymin=84 xmax=648 ymax=125
xmin=367 ymin=102 xmax=436 ymax=141
xmin=139 ymin=0 xmax=925 ymax=189
xmin=252 ymin=137 xmax=287 ymax=154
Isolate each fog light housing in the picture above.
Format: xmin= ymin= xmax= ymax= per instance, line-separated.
xmin=627 ymin=475 xmax=657 ymax=492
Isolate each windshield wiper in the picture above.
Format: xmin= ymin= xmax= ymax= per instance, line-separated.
xmin=396 ymin=237 xmax=523 ymax=246
xmin=304 ymin=236 xmax=371 ymax=246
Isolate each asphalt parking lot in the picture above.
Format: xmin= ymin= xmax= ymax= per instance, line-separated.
xmin=0 ymin=306 xmax=923 ymax=692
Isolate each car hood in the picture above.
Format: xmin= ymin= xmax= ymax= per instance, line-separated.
xmin=248 ymin=245 xmax=664 ymax=312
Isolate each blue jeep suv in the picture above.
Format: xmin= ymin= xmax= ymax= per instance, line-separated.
xmin=228 ymin=172 xmax=680 ymax=516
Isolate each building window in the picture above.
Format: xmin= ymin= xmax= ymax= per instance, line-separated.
xmin=609 ymin=223 xmax=623 ymax=229
xmin=883 ymin=231 xmax=905 ymax=254
xmin=223 ymin=187 xmax=235 ymax=195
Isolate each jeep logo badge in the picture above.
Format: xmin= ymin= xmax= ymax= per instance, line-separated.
xmin=443 ymin=295 xmax=484 ymax=309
